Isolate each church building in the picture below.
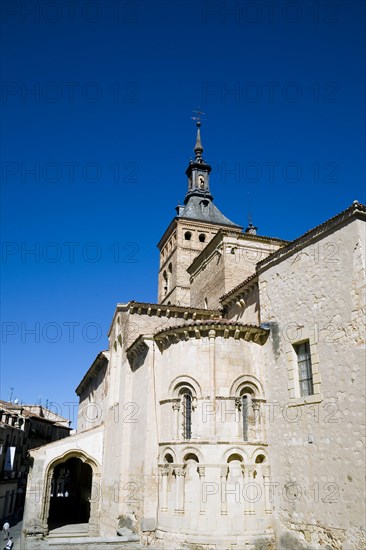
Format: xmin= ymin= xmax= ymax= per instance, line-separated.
xmin=23 ymin=123 xmax=365 ymax=549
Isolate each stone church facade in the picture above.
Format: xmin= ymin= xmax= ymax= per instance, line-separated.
xmin=23 ymin=124 xmax=365 ymax=549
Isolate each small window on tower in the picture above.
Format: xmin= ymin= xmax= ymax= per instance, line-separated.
xmin=199 ymin=233 xmax=206 ymax=243
xmin=184 ymin=231 xmax=192 ymax=240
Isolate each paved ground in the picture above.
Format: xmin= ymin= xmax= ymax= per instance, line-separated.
xmin=3 ymin=520 xmax=150 ymax=549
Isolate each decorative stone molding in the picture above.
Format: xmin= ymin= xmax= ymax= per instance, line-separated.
xmin=173 ymin=467 xmax=186 ymax=477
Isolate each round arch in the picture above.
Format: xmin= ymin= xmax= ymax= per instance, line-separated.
xmin=160 ymin=446 xmax=177 ymax=464
xmin=230 ymin=375 xmax=264 ymax=398
xmin=168 ymin=375 xmax=202 ymax=399
xmin=181 ymin=445 xmax=204 ymax=463
xmin=251 ymin=448 xmax=269 ymax=464
xmin=222 ymin=447 xmax=249 ymax=464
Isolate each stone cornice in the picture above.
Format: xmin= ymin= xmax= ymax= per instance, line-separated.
xmin=154 ymin=320 xmax=269 ymax=349
xmin=128 ymin=301 xmax=221 ymax=319
xmin=108 ymin=301 xmax=222 ymax=336
xmin=220 ymin=273 xmax=258 ymax=307
xmin=75 ymin=351 xmax=109 ymax=396
xmin=158 ymin=442 xmax=268 ymax=448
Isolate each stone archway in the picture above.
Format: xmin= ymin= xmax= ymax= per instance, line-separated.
xmin=48 ymin=457 xmax=92 ymax=530
xmin=42 ymin=451 xmax=100 ymax=536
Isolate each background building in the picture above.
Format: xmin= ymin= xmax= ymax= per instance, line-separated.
xmin=0 ymin=401 xmax=71 ymax=523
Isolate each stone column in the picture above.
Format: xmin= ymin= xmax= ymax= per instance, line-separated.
xmin=208 ymin=329 xmax=217 ymax=440
xmin=198 ymin=467 xmax=206 ymax=515
xmin=235 ymin=398 xmax=241 ymax=438
xmin=160 ymin=465 xmax=169 ymax=512
xmin=262 ymin=465 xmax=272 ymax=514
xmin=248 ymin=467 xmax=256 ymax=515
xmin=172 ymin=400 xmax=180 ymax=441
xmin=174 ymin=467 xmax=186 ymax=514
xmin=220 ymin=466 xmax=228 ymax=516
xmin=191 ymin=397 xmax=197 ymax=439
xmin=243 ymin=466 xmax=255 ymax=515
xmin=252 ymin=399 xmax=262 ymax=440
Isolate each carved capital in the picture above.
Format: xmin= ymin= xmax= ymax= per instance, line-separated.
xmin=197 ymin=467 xmax=205 ymax=477
xmin=174 ymin=467 xmax=186 ymax=477
xmin=220 ymin=466 xmax=228 ymax=478
xmin=252 ymin=399 xmax=261 ymax=412
xmin=172 ymin=399 xmax=180 ymax=411
xmin=160 ymin=464 xmax=170 ymax=476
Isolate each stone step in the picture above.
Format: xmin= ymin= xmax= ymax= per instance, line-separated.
xmin=46 ymin=537 xmax=144 ymax=549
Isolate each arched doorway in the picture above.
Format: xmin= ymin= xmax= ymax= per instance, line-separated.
xmin=48 ymin=457 xmax=92 ymax=530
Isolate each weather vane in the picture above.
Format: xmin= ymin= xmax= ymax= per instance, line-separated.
xmin=191 ymin=107 xmax=206 ymax=125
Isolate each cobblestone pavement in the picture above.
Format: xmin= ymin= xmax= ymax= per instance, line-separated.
xmin=3 ymin=520 xmax=160 ymax=550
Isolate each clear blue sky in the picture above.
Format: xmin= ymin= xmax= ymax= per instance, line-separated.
xmin=1 ymin=0 xmax=365 ymax=424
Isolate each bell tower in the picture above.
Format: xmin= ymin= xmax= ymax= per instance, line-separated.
xmin=185 ymin=118 xmax=213 ymax=200
xmin=157 ymin=118 xmax=242 ymax=307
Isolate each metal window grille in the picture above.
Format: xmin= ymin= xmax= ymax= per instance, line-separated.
xmin=242 ymin=395 xmax=249 ymax=441
xmin=294 ymin=341 xmax=314 ymax=397
xmin=182 ymin=393 xmax=192 ymax=440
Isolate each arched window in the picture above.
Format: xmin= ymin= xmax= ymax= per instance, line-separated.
xmin=163 ymin=270 xmax=168 ymax=295
xmin=240 ymin=388 xmax=254 ymax=442
xmin=167 ymin=263 xmax=173 ymax=293
xmin=184 ymin=231 xmax=192 ymax=240
xmin=170 ymin=379 xmax=199 ymax=441
xmin=181 ymin=390 xmax=192 ymax=440
xmin=199 ymin=233 xmax=206 ymax=243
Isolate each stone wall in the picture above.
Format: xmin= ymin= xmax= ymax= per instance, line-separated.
xmin=258 ymin=216 xmax=366 ymax=549
xmin=189 ymin=234 xmax=282 ymax=310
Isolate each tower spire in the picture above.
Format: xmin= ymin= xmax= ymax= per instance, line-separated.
xmin=185 ymin=109 xmax=212 ymax=202
xmin=192 ymin=109 xmax=205 ymax=162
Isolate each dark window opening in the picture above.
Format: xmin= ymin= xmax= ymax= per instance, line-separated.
xmin=182 ymin=391 xmax=192 ymax=440
xmin=242 ymin=395 xmax=249 ymax=441
xmin=199 ymin=233 xmax=206 ymax=243
xmin=294 ymin=341 xmax=314 ymax=397
xmin=184 ymin=231 xmax=192 ymax=240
